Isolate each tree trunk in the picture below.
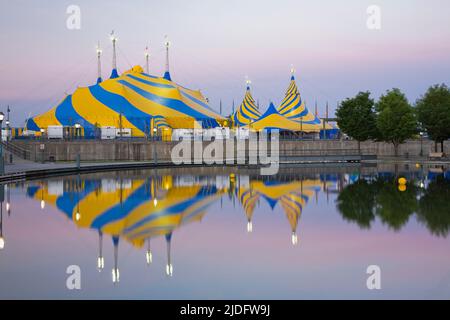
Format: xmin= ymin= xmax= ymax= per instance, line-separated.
xmin=394 ymin=142 xmax=399 ymax=157
xmin=357 ymin=140 xmax=361 ymax=155
xmin=441 ymin=140 xmax=445 ymax=154
xmin=435 ymin=141 xmax=438 ymax=152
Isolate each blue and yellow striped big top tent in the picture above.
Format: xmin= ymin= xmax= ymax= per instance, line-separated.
xmin=25 ymin=66 xmax=225 ymax=137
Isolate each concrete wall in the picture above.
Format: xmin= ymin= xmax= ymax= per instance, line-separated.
xmin=12 ymin=139 xmax=450 ymax=162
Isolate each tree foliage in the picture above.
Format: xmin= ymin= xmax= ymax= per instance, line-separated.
xmin=416 ymin=84 xmax=450 ymax=151
xmin=336 ymin=92 xmax=378 ymax=143
xmin=375 ymin=89 xmax=417 ymax=155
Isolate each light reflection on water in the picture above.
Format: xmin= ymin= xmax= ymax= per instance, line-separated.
xmin=0 ymin=165 xmax=449 ymax=299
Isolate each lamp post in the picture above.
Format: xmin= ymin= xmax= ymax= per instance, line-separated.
xmin=419 ymin=132 xmax=424 ymax=157
xmin=0 ymin=112 xmax=4 ymax=175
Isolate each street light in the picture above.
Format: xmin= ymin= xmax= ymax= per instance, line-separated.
xmin=419 ymin=132 xmax=424 ymax=157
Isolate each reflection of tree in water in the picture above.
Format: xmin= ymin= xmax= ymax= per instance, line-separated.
xmin=336 ymin=175 xmax=450 ymax=236
xmin=336 ymin=179 xmax=376 ymax=229
xmin=373 ymin=178 xmax=417 ymax=231
xmin=416 ymin=176 xmax=450 ymax=237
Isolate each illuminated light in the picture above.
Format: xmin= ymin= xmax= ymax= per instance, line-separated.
xmin=0 ymin=237 xmax=4 ymax=250
xmin=153 ymin=128 xmax=157 ymax=133
xmin=75 ymin=212 xmax=81 ymax=221
xmin=112 ymin=268 xmax=120 ymax=283
xmin=146 ymin=250 xmax=152 ymax=265
xmin=6 ymin=202 xmax=10 ymax=211
xmin=420 ymin=182 xmax=425 ymax=189
xmin=398 ymin=184 xmax=407 ymax=192
xmin=164 ymin=35 xmax=170 ymax=48
xmin=291 ymin=233 xmax=298 ymax=246
xmin=415 ymin=163 xmax=421 ymax=169
xmin=153 ymin=198 xmax=158 ymax=207
xmin=40 ymin=200 xmax=45 ymax=209
xmin=247 ymin=221 xmax=253 ymax=233
xmin=97 ymin=256 xmax=104 ymax=271
xmin=74 ymin=123 xmax=81 ymax=129
xmin=166 ymin=264 xmax=173 ymax=277
xmin=398 ymin=177 xmax=407 ymax=185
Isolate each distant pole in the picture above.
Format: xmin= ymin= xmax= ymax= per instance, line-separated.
xmin=0 ymin=112 xmax=4 ymax=175
xmin=110 ymin=30 xmax=118 ymax=71
xmin=6 ymin=105 xmax=10 ymax=142
xmin=314 ymin=101 xmax=318 ymax=117
xmin=119 ymin=112 xmax=123 ymax=139
xmin=219 ymin=99 xmax=222 ymax=115
xmin=96 ymin=42 xmax=102 ymax=83
xmin=164 ymin=36 xmax=170 ymax=74
xmin=232 ymin=100 xmax=235 ymax=114
xmin=144 ymin=46 xmax=150 ymax=74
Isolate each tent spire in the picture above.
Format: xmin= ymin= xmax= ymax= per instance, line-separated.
xmin=96 ymin=41 xmax=103 ymax=84
xmin=110 ymin=30 xmax=119 ymax=79
xmin=245 ymin=76 xmax=251 ymax=91
xmin=163 ymin=35 xmax=172 ymax=80
xmin=144 ymin=46 xmax=150 ymax=74
xmin=290 ymin=65 xmax=295 ymax=80
xmin=315 ymin=100 xmax=318 ymax=117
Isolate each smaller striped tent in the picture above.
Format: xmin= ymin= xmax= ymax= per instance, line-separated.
xmin=278 ymin=74 xmax=334 ymax=132
xmin=248 ymin=103 xmax=320 ymax=132
xmin=152 ymin=115 xmax=172 ymax=141
xmin=153 ymin=115 xmax=171 ymax=130
xmin=232 ymin=85 xmax=261 ymax=126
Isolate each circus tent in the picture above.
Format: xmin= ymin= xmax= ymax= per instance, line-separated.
xmin=232 ymin=84 xmax=261 ymax=126
xmin=247 ymin=103 xmax=320 ymax=132
xmin=25 ymin=65 xmax=225 ymax=138
xmin=278 ymin=73 xmax=333 ymax=130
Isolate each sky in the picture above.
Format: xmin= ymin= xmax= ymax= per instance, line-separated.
xmin=0 ymin=0 xmax=450 ymax=126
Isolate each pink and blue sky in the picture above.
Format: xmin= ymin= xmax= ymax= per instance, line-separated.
xmin=1 ymin=0 xmax=449 ymax=126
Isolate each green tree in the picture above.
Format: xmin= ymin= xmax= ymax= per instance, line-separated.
xmin=376 ymin=89 xmax=417 ymax=156
xmin=336 ymin=92 xmax=378 ymax=152
xmin=416 ymin=84 xmax=450 ymax=153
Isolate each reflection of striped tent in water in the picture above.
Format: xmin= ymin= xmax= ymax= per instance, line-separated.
xmin=238 ymin=179 xmax=323 ymax=244
xmin=25 ymin=177 xmax=222 ymax=278
xmin=238 ymin=187 xmax=260 ymax=233
xmin=232 ymin=83 xmax=261 ymax=126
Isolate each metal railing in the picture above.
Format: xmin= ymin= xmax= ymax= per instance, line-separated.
xmin=1 ymin=141 xmax=31 ymax=160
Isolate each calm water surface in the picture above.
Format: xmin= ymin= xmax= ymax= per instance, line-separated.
xmin=0 ymin=165 xmax=449 ymax=299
